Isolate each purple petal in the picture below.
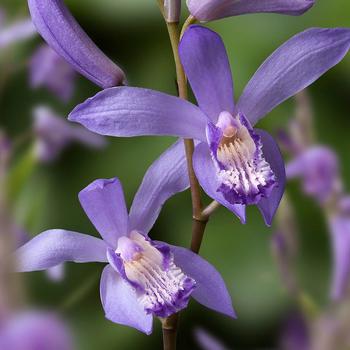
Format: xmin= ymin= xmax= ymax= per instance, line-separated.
xmin=170 ymin=244 xmax=236 ymax=318
xmin=329 ymin=215 xmax=350 ymax=301
xmin=15 ymin=229 xmax=107 ymax=272
xmin=179 ymin=25 xmax=234 ymax=121
xmin=256 ymin=130 xmax=286 ymax=226
xmin=0 ymin=18 xmax=36 ymax=48
xmin=28 ymin=0 xmax=126 ymax=88
xmin=46 ymin=264 xmax=65 ymax=282
xmin=129 ymin=140 xmax=189 ymax=234
xmin=78 ymin=178 xmax=129 ymax=248
xmin=100 ymin=265 xmax=153 ymax=334
xmin=187 ymin=0 xmax=314 ymax=22
xmin=68 ymin=87 xmax=207 ymax=142
xmin=0 ymin=311 xmax=73 ymax=350
xmin=192 ymin=142 xmax=246 ymax=223
xmin=236 ymin=28 xmax=350 ymax=126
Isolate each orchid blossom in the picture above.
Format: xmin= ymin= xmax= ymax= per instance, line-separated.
xmin=68 ymin=26 xmax=350 ymax=225
xmin=15 ymin=141 xmax=235 ymax=334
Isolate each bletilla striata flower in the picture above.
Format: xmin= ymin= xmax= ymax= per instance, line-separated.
xmin=15 ymin=142 xmax=235 ymax=334
xmin=28 ymin=0 xmax=126 ymax=88
xmin=186 ymin=0 xmax=315 ymax=22
xmin=68 ymin=26 xmax=350 ymax=225
xmin=0 ymin=311 xmax=73 ymax=350
xmin=33 ymin=106 xmax=106 ymax=163
xmin=30 ymin=44 xmax=76 ymax=102
xmin=287 ymin=146 xmax=341 ymax=203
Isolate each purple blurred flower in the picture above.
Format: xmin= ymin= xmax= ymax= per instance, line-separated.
xmin=194 ymin=327 xmax=228 ymax=350
xmin=28 ymin=0 xmax=126 ymax=88
xmin=187 ymin=0 xmax=314 ymax=22
xmin=280 ymin=313 xmax=309 ymax=350
xmin=15 ymin=142 xmax=235 ymax=334
xmin=30 ymin=45 xmax=76 ymax=102
xmin=0 ymin=311 xmax=73 ymax=350
xmin=68 ymin=26 xmax=350 ymax=225
xmin=329 ymin=210 xmax=350 ymax=301
xmin=33 ymin=106 xmax=106 ymax=163
xmin=286 ymin=146 xmax=341 ymax=203
xmin=0 ymin=17 xmax=36 ymax=49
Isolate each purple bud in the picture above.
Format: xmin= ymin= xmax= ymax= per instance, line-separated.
xmin=28 ymin=0 xmax=126 ymax=88
xmin=164 ymin=0 xmax=181 ymax=23
xmin=29 ymin=45 xmax=76 ymax=102
xmin=194 ymin=327 xmax=228 ymax=350
xmin=287 ymin=146 xmax=341 ymax=203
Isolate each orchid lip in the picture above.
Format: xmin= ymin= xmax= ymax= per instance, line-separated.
xmin=207 ymin=111 xmax=277 ymax=205
xmin=112 ymin=231 xmax=196 ymax=318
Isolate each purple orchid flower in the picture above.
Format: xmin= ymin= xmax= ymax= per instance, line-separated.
xmin=0 ymin=17 xmax=36 ymax=49
xmin=30 ymin=44 xmax=76 ymax=102
xmin=187 ymin=0 xmax=314 ymax=22
xmin=286 ymin=146 xmax=342 ymax=203
xmin=15 ymin=141 xmax=235 ymax=334
xmin=68 ymin=26 xmax=350 ymax=225
xmin=33 ymin=106 xmax=106 ymax=163
xmin=0 ymin=311 xmax=73 ymax=350
xmin=28 ymin=0 xmax=126 ymax=88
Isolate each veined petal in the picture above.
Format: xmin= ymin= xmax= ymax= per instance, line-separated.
xmin=256 ymin=130 xmax=286 ymax=226
xmin=237 ymin=28 xmax=350 ymax=126
xmin=28 ymin=0 xmax=126 ymax=88
xmin=179 ymin=25 xmax=234 ymax=122
xmin=129 ymin=140 xmax=189 ymax=234
xmin=193 ymin=142 xmax=246 ymax=223
xmin=100 ymin=265 xmax=153 ymax=334
xmin=187 ymin=0 xmax=314 ymax=22
xmin=68 ymin=87 xmax=208 ymax=142
xmin=15 ymin=230 xmax=107 ymax=272
xmin=78 ymin=178 xmax=129 ymax=247
xmin=169 ymin=244 xmax=236 ymax=318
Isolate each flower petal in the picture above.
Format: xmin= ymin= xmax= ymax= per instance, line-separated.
xmin=179 ymin=25 xmax=234 ymax=122
xmin=329 ymin=215 xmax=350 ymax=301
xmin=187 ymin=0 xmax=314 ymax=22
xmin=78 ymin=178 xmax=129 ymax=247
xmin=28 ymin=0 xmax=126 ymax=88
xmin=129 ymin=140 xmax=189 ymax=234
xmin=68 ymin=87 xmax=207 ymax=142
xmin=236 ymin=28 xmax=350 ymax=125
xmin=255 ymin=130 xmax=286 ymax=226
xmin=192 ymin=142 xmax=246 ymax=223
xmin=100 ymin=265 xmax=153 ymax=334
xmin=15 ymin=230 xmax=107 ymax=272
xmin=169 ymin=244 xmax=236 ymax=318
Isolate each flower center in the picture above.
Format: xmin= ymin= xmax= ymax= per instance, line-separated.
xmin=115 ymin=231 xmax=195 ymax=318
xmin=209 ymin=111 xmax=276 ymax=205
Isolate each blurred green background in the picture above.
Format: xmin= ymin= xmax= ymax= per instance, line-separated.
xmin=1 ymin=0 xmax=350 ymax=349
